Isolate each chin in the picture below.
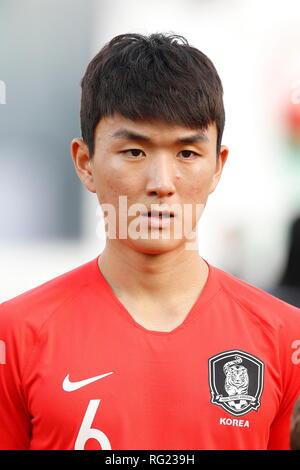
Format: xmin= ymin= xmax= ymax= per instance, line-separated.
xmin=126 ymin=236 xmax=185 ymax=255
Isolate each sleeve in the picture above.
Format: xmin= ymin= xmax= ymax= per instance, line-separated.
xmin=0 ymin=303 xmax=31 ymax=449
xmin=267 ymin=306 xmax=300 ymax=450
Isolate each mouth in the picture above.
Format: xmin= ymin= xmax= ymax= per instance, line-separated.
xmin=140 ymin=210 xmax=175 ymax=229
xmin=142 ymin=210 xmax=175 ymax=218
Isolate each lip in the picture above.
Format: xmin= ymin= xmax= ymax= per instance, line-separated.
xmin=142 ymin=209 xmax=175 ymax=217
xmin=140 ymin=212 xmax=175 ymax=229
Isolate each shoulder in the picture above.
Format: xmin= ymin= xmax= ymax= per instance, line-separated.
xmin=0 ymin=257 xmax=98 ymax=333
xmin=211 ymin=264 xmax=300 ymax=331
xmin=0 ymin=256 xmax=99 ymax=379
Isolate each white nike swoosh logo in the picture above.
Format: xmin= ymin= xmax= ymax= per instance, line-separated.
xmin=62 ymin=372 xmax=114 ymax=392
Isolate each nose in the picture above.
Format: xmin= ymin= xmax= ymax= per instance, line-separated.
xmin=145 ymin=154 xmax=176 ymax=198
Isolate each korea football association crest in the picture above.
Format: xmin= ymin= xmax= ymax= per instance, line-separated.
xmin=208 ymin=350 xmax=264 ymax=417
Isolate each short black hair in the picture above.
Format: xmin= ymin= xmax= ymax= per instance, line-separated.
xmin=80 ymin=32 xmax=225 ymax=157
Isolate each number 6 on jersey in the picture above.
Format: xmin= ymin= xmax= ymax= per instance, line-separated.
xmin=74 ymin=399 xmax=111 ymax=450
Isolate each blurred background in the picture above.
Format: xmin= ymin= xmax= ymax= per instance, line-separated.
xmin=1 ymin=0 xmax=300 ymax=306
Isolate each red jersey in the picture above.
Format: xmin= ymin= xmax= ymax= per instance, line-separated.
xmin=0 ymin=255 xmax=300 ymax=450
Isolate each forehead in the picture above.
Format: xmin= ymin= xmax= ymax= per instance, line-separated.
xmin=94 ymin=113 xmax=217 ymax=147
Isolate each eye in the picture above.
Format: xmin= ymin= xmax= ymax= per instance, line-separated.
xmin=121 ymin=149 xmax=145 ymax=158
xmin=178 ymin=150 xmax=199 ymax=160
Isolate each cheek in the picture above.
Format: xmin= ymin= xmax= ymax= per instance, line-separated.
xmin=181 ymin=176 xmax=212 ymax=203
xmin=95 ymin=168 xmax=138 ymax=206
xmin=178 ymin=161 xmax=215 ymax=196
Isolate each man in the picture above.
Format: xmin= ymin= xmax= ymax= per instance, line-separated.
xmin=0 ymin=32 xmax=300 ymax=450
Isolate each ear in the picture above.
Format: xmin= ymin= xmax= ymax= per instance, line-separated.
xmin=70 ymin=138 xmax=96 ymax=193
xmin=208 ymin=145 xmax=229 ymax=195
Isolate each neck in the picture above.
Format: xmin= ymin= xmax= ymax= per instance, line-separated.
xmin=98 ymin=239 xmax=208 ymax=302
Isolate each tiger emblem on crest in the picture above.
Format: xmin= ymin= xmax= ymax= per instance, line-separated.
xmin=208 ymin=350 xmax=264 ymax=416
xmin=223 ymin=356 xmax=249 ymax=411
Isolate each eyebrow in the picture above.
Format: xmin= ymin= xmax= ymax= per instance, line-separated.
xmin=110 ymin=128 xmax=209 ymax=144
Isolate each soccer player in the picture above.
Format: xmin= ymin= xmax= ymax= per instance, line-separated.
xmin=0 ymin=33 xmax=300 ymax=450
